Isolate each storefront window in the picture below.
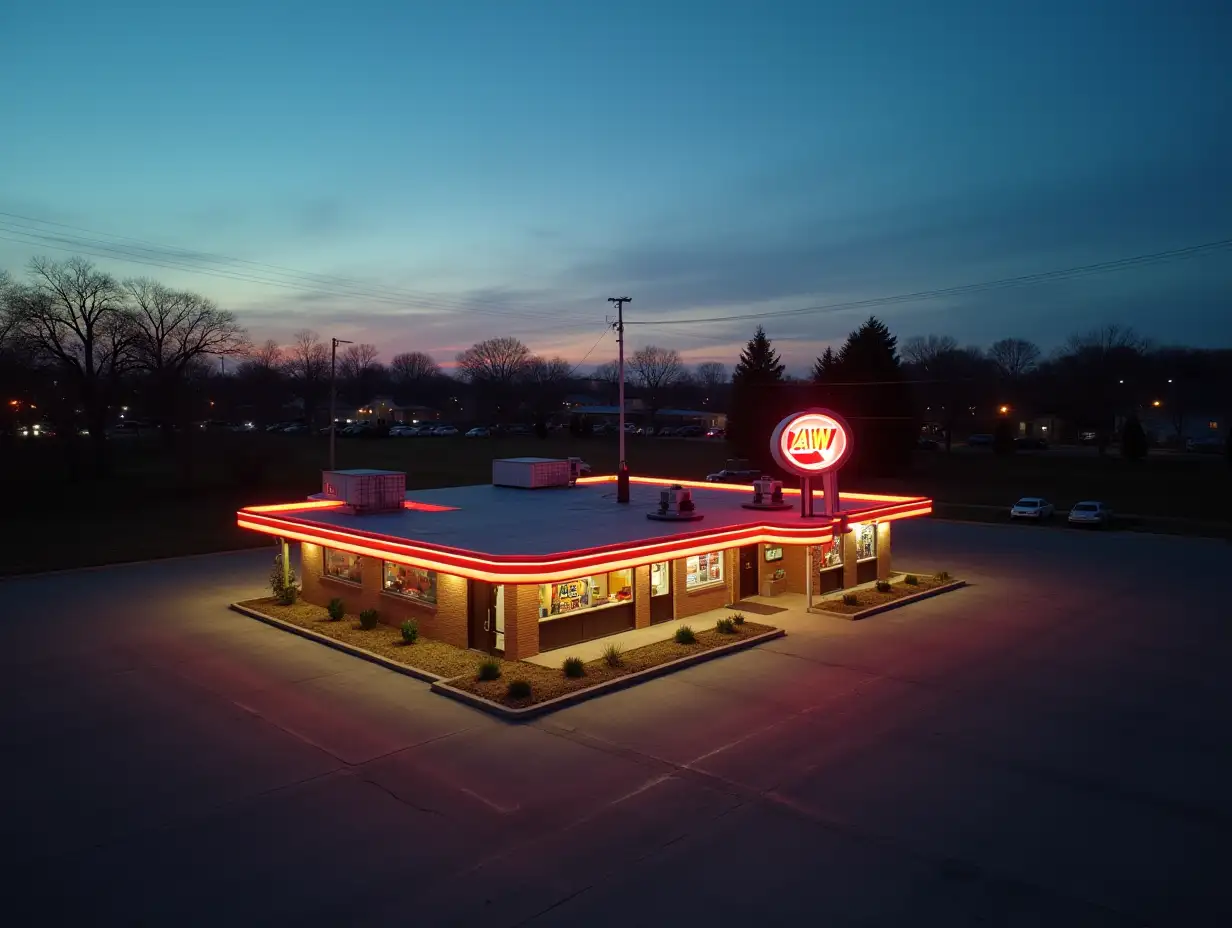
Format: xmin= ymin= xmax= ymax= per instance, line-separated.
xmin=813 ymin=539 xmax=843 ymax=570
xmin=323 ymin=547 xmax=362 ymax=584
xmin=539 ymin=569 xmax=634 ymax=618
xmin=650 ymin=561 xmax=671 ymax=597
xmin=855 ymin=523 xmax=877 ymax=561
xmin=685 ymin=551 xmax=724 ymax=589
xmin=382 ymin=562 xmax=437 ymax=605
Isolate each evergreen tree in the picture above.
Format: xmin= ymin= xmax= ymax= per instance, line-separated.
xmin=1121 ymin=414 xmax=1148 ymax=461
xmin=835 ymin=316 xmax=900 ymax=379
xmin=732 ymin=326 xmax=785 ymax=385
xmin=811 ymin=346 xmax=837 ymax=383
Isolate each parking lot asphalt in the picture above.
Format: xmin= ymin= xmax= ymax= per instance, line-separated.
xmin=2 ymin=521 xmax=1230 ymax=926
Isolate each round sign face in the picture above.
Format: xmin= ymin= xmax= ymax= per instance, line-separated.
xmin=770 ymin=409 xmax=852 ymax=477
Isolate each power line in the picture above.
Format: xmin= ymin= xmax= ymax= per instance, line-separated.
xmin=623 ymin=237 xmax=1232 ymax=328
xmin=567 ymin=327 xmax=611 ymax=377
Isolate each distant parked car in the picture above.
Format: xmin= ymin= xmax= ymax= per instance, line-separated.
xmin=1014 ymin=437 xmax=1048 ymax=451
xmin=917 ymin=437 xmax=940 ymax=450
xmin=1010 ymin=497 xmax=1055 ymax=521
xmin=705 ymin=427 xmax=726 ymax=439
xmin=433 ymin=425 xmax=459 ymax=437
xmin=465 ymin=427 xmax=490 ymax=438
xmin=706 ymin=467 xmax=761 ymax=483
xmin=1185 ymin=436 xmax=1222 ymax=453
xmin=967 ymin=433 xmax=993 ymax=446
xmin=1068 ymin=500 xmax=1112 ymax=528
xmin=283 ymin=423 xmax=309 ymax=434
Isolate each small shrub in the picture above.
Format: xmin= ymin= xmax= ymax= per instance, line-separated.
xmin=277 ymin=585 xmax=299 ymax=606
xmin=875 ymin=580 xmax=893 ymax=593
xmin=269 ymin=550 xmax=298 ymax=603
xmin=842 ymin=593 xmax=860 ymax=606
xmin=674 ymin=625 xmax=696 ymax=644
xmin=562 ymin=656 xmax=586 ymax=678
xmin=477 ymin=658 xmax=502 ymax=681
xmin=715 ymin=617 xmax=737 ymax=634
xmin=934 ymin=570 xmax=952 ymax=582
xmin=358 ymin=608 xmax=379 ymax=630
xmin=731 ymin=612 xmax=746 ymax=625
xmin=602 ymin=643 xmax=624 ymax=667
xmin=507 ymin=679 xmax=532 ymax=700
xmin=400 ymin=619 xmax=419 ymax=644
xmin=327 ymin=597 xmax=345 ymax=621
xmin=904 ymin=574 xmax=920 ymax=586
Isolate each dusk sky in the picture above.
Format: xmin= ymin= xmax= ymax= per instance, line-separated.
xmin=2 ymin=1 xmax=1229 ymax=373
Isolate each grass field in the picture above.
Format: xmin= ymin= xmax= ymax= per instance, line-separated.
xmin=3 ymin=432 xmax=1229 ymax=575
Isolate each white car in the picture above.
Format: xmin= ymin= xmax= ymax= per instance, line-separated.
xmin=1068 ymin=500 xmax=1112 ymax=527
xmin=465 ymin=427 xmax=490 ymax=438
xmin=1010 ymin=497 xmax=1055 ymax=521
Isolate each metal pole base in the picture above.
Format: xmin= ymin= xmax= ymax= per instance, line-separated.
xmin=617 ymin=464 xmax=631 ymax=503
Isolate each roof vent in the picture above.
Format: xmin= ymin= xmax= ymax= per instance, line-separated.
xmin=647 ymin=484 xmax=704 ymax=522
xmin=492 ymin=457 xmax=572 ymax=489
xmin=321 ymin=469 xmax=405 ymax=513
xmin=743 ymin=477 xmax=792 ymax=511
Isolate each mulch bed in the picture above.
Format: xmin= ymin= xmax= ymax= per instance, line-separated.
xmin=236 ymin=597 xmax=489 ymax=679
xmin=812 ymin=575 xmax=951 ymax=616
xmin=450 ymin=620 xmax=777 ymax=708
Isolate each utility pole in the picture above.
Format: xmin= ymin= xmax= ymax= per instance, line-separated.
xmin=608 ymin=297 xmax=631 ymax=503
xmin=329 ymin=337 xmax=353 ymax=471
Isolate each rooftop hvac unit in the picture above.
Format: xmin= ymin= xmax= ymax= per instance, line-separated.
xmin=647 ymin=484 xmax=704 ymax=522
xmin=492 ymin=457 xmax=572 ymax=489
xmin=321 ymin=469 xmax=406 ymax=513
xmin=743 ymin=476 xmax=792 ymax=511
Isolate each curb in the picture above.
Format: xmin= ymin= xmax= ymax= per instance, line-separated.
xmin=228 ymin=603 xmax=447 ymax=684
xmin=431 ymin=628 xmax=787 ymax=721
xmin=814 ymin=580 xmax=968 ymax=621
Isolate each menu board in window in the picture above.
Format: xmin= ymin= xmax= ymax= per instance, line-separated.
xmin=686 ymin=551 xmax=724 ymax=588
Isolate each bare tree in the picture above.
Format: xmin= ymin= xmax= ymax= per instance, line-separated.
xmin=124 ymin=278 xmax=248 ymax=435
xmin=0 ymin=269 xmax=16 ymax=349
xmin=592 ymin=360 xmax=619 ymax=384
xmin=987 ymin=338 xmax=1041 ymax=379
xmin=629 ymin=345 xmax=683 ymax=424
xmin=389 ymin=351 xmax=440 ymax=383
xmin=455 ymin=336 xmax=531 ymax=383
xmin=247 ymin=339 xmax=284 ymax=372
xmin=901 ymin=334 xmax=959 ymax=368
xmin=520 ymin=356 xmax=573 ymax=386
xmin=283 ymin=329 xmax=330 ymax=424
xmin=12 ymin=256 xmax=135 ymax=471
xmin=1066 ymin=324 xmax=1151 ymax=355
xmin=695 ymin=361 xmax=728 ymax=389
xmin=339 ymin=342 xmax=379 ymax=381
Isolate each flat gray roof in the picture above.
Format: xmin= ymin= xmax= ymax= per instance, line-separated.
xmin=278 ymin=480 xmax=928 ymax=557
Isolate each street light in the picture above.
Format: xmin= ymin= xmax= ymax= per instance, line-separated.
xmin=1152 ymin=400 xmax=1161 ymax=407
xmin=330 ymin=337 xmax=353 ymax=470
xmin=998 ymin=405 xmax=1009 ymax=415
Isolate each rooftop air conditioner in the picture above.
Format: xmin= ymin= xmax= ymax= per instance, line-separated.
xmin=742 ymin=476 xmax=792 ymax=511
xmin=647 ymin=484 xmax=704 ymax=522
xmin=321 ymin=469 xmax=406 ymax=513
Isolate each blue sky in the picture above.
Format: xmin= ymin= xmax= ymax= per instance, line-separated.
xmin=2 ymin=0 xmax=1229 ymax=372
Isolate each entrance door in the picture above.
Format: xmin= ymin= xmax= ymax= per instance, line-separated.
xmin=649 ymin=561 xmax=673 ymax=624
xmin=738 ymin=544 xmax=759 ymax=600
xmin=467 ymin=579 xmax=497 ymax=653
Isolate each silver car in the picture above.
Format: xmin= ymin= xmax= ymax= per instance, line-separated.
xmin=1010 ymin=497 xmax=1055 ymax=520
xmin=1068 ymin=500 xmax=1112 ymax=527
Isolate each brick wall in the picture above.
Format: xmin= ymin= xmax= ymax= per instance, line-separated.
xmin=773 ymin=543 xmax=808 ymax=594
xmin=298 ymin=542 xmax=468 ymax=649
xmin=877 ymin=523 xmax=893 ymax=580
xmin=504 ymin=583 xmax=542 ymax=661
xmin=634 ymin=565 xmax=651 ymax=628
xmin=673 ymin=548 xmax=734 ymax=620
xmin=841 ymin=531 xmax=859 ymax=588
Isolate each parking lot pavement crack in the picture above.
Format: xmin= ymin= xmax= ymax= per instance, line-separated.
xmin=358 ymin=775 xmax=446 ymax=817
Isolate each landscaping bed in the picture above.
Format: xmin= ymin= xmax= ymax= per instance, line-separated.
xmin=235 ymin=597 xmax=488 ymax=679
xmin=813 ymin=574 xmax=956 ymax=616
xmin=450 ymin=620 xmax=778 ymax=709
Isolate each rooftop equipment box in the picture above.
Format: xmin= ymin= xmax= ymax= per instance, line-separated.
xmin=492 ymin=457 xmax=572 ymax=489
xmin=321 ymin=469 xmax=406 ymax=512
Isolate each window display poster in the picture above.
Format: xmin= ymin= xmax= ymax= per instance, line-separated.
xmin=555 ymin=579 xmax=588 ymax=612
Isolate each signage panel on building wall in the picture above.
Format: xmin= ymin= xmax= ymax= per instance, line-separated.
xmin=770 ymin=409 xmax=853 ymax=477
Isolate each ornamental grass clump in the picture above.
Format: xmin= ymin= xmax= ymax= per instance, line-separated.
xmin=715 ymin=617 xmax=737 ymax=634
xmin=507 ymin=680 xmax=532 ymax=700
xmin=674 ymin=625 xmax=697 ymax=645
xmin=358 ymin=608 xmax=379 ymax=630
xmin=842 ymin=593 xmax=860 ymax=606
xmin=562 ymin=656 xmax=586 ymax=678
xmin=400 ymin=620 xmax=419 ymax=644
xmin=477 ymin=659 xmax=501 ymax=681
xmin=327 ymin=598 xmax=345 ymax=621
xmin=602 ymin=643 xmax=624 ymax=668
xmin=904 ymin=574 xmax=920 ymax=586
xmin=934 ymin=570 xmax=952 ymax=582
xmin=875 ymin=580 xmax=893 ymax=593
xmin=731 ymin=612 xmax=746 ymax=625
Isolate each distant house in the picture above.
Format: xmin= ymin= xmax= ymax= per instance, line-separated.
xmin=1135 ymin=410 xmax=1224 ymax=446
xmin=355 ymin=396 xmax=442 ymax=426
